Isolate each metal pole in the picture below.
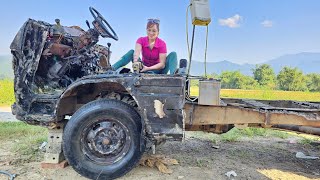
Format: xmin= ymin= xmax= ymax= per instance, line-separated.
xmin=204 ymin=26 xmax=209 ymax=78
xmin=187 ymin=25 xmax=196 ymax=76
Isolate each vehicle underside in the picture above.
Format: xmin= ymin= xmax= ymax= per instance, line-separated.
xmin=10 ymin=6 xmax=320 ymax=180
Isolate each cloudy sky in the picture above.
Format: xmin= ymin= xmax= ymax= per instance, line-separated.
xmin=0 ymin=0 xmax=319 ymax=64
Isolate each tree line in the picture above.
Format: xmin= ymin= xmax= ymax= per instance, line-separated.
xmin=206 ymin=64 xmax=320 ymax=92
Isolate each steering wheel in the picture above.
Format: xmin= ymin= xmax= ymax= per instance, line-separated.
xmin=89 ymin=7 xmax=119 ymax=41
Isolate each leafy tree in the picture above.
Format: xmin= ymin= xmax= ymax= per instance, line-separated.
xmin=252 ymin=64 xmax=276 ymax=89
xmin=239 ymin=75 xmax=259 ymax=89
xmin=219 ymin=71 xmax=258 ymax=89
xmin=219 ymin=71 xmax=240 ymax=89
xmin=190 ymin=73 xmax=219 ymax=87
xmin=277 ymin=67 xmax=307 ymax=91
xmin=306 ymin=73 xmax=320 ymax=92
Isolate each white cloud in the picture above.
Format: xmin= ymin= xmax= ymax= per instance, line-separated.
xmin=218 ymin=14 xmax=242 ymax=28
xmin=261 ymin=20 xmax=273 ymax=27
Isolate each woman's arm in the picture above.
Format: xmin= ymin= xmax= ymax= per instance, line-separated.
xmin=133 ymin=43 xmax=142 ymax=62
xmin=141 ymin=53 xmax=166 ymax=72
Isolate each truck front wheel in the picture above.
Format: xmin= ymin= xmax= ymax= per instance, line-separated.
xmin=63 ymin=99 xmax=144 ymax=179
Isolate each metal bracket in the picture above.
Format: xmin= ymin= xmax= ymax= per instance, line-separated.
xmin=189 ymin=103 xmax=195 ymax=125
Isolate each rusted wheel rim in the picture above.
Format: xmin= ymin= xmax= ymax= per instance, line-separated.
xmin=81 ymin=119 xmax=131 ymax=165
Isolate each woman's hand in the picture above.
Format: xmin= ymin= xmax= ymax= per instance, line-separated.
xmin=140 ymin=52 xmax=166 ymax=72
xmin=140 ymin=65 xmax=150 ymax=72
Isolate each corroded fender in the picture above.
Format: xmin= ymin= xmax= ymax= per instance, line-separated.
xmin=56 ymin=73 xmax=186 ymax=142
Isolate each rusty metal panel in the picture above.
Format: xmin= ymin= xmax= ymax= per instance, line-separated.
xmin=48 ymin=43 xmax=72 ymax=57
xmin=55 ymin=74 xmax=187 ymax=143
xmin=136 ymin=75 xmax=185 ymax=87
xmin=133 ymin=75 xmax=186 ymax=141
xmin=269 ymin=112 xmax=320 ymax=127
xmin=184 ymin=103 xmax=320 ymax=128
xmin=185 ymin=103 xmax=265 ymax=125
xmin=257 ymin=100 xmax=320 ymax=109
xmin=11 ymin=19 xmax=48 ymax=118
xmin=223 ymin=98 xmax=320 ymax=110
xmin=135 ymin=86 xmax=183 ymax=95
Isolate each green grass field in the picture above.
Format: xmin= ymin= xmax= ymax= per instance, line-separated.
xmin=0 ymin=122 xmax=48 ymax=163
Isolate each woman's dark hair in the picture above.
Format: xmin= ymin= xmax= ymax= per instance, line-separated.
xmin=146 ymin=21 xmax=160 ymax=31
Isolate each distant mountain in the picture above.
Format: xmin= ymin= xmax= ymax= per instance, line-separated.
xmin=189 ymin=52 xmax=320 ymax=76
xmin=0 ymin=55 xmax=13 ymax=79
xmin=266 ymin=52 xmax=320 ymax=74
xmin=189 ymin=60 xmax=255 ymax=76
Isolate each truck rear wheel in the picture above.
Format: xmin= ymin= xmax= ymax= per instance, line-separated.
xmin=63 ymin=99 xmax=144 ymax=179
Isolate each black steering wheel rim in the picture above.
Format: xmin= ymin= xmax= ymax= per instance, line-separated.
xmin=89 ymin=7 xmax=118 ymax=41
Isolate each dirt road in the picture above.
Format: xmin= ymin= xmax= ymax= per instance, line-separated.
xmin=0 ymin=106 xmax=17 ymax=122
xmin=0 ymin=132 xmax=319 ymax=180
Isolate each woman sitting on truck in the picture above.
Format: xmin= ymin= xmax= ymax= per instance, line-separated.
xmin=112 ymin=18 xmax=177 ymax=74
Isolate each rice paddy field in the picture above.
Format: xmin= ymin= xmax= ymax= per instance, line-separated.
xmin=189 ymin=86 xmax=320 ymax=102
xmin=0 ymin=79 xmax=14 ymax=106
xmin=1 ymin=80 xmax=320 ymax=106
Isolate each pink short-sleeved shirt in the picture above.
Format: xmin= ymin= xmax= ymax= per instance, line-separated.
xmin=136 ymin=36 xmax=167 ymax=67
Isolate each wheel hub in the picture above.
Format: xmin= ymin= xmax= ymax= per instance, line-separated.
xmin=102 ymin=137 xmax=111 ymax=145
xmin=81 ymin=120 xmax=130 ymax=164
xmin=88 ymin=121 xmax=125 ymax=155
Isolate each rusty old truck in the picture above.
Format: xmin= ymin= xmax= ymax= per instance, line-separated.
xmin=10 ymin=7 xmax=320 ymax=180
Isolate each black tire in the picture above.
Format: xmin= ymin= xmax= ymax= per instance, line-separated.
xmin=63 ymin=99 xmax=145 ymax=180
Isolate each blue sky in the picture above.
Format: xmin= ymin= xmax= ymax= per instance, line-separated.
xmin=0 ymin=0 xmax=319 ymax=64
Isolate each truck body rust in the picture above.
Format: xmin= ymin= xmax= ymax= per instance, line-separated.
xmin=10 ymin=17 xmax=320 ymax=147
xmin=10 ymin=18 xmax=186 ymax=144
xmin=9 ymin=7 xmax=320 ymax=179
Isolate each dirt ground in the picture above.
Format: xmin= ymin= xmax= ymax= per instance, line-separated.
xmin=0 ymin=107 xmax=11 ymax=112
xmin=0 ymin=132 xmax=319 ymax=180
